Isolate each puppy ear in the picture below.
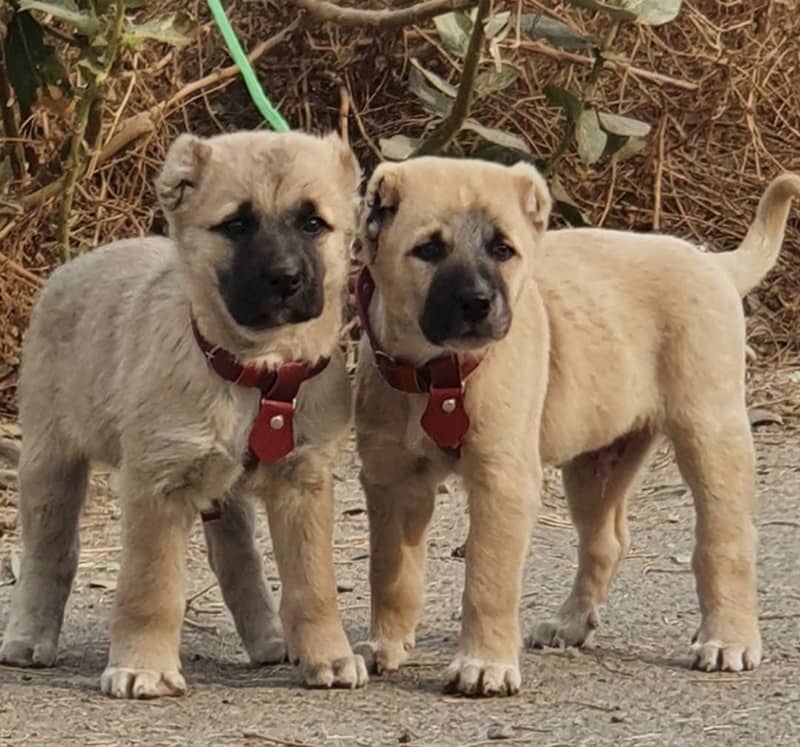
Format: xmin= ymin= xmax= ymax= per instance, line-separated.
xmin=509 ymin=162 xmax=551 ymax=233
xmin=156 ymin=134 xmax=212 ymax=214
xmin=323 ymin=131 xmax=362 ymax=194
xmin=356 ymin=163 xmax=401 ymax=263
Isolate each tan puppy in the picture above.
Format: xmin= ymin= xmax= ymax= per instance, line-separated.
xmin=0 ymin=130 xmax=368 ymax=697
xmin=353 ymin=156 xmax=800 ymax=696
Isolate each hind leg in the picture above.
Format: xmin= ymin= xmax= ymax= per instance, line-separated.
xmin=671 ymin=413 xmax=761 ymax=672
xmin=528 ymin=432 xmax=655 ymax=649
xmin=203 ymin=497 xmax=285 ymax=665
xmin=0 ymin=447 xmax=89 ymax=667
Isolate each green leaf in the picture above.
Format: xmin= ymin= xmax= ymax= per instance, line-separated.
xmin=576 ymin=109 xmax=607 ymax=165
xmin=474 ymin=63 xmax=518 ymax=97
xmin=597 ymin=110 xmax=651 ymax=137
xmin=18 ymin=0 xmax=100 ymax=35
xmin=4 ymin=10 xmax=68 ymax=114
xmin=409 ymin=58 xmax=457 ymax=98
xmin=543 ymin=83 xmax=584 ymax=122
xmin=518 ymin=13 xmax=597 ymax=50
xmin=484 ymin=11 xmax=511 ymax=39
xmin=550 ymin=174 xmax=589 ymax=227
xmin=462 ymin=120 xmax=531 ymax=153
xmin=380 ymin=134 xmax=420 ymax=161
xmin=123 ymin=12 xmax=192 ymax=49
xmin=408 ymin=65 xmax=452 ymax=117
xmin=636 ymin=0 xmax=681 ymax=25
xmin=611 ymin=135 xmax=647 ymax=162
xmin=433 ymin=11 xmax=472 ymax=58
xmin=564 ymin=0 xmax=638 ymax=22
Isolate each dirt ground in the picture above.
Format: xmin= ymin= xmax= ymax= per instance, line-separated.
xmin=0 ymin=370 xmax=798 ymax=747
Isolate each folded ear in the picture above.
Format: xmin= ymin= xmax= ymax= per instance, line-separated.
xmin=508 ymin=161 xmax=551 ymax=233
xmin=356 ymin=162 xmax=401 ymax=263
xmin=155 ymin=133 xmax=212 ymax=214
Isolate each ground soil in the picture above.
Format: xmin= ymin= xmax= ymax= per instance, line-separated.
xmin=0 ymin=371 xmax=798 ymax=747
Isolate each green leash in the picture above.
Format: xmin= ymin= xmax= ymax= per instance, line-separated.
xmin=205 ymin=0 xmax=291 ymax=132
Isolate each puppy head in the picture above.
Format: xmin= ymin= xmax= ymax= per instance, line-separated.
xmin=156 ymin=130 xmax=360 ymax=335
xmin=359 ymin=157 xmax=550 ymax=353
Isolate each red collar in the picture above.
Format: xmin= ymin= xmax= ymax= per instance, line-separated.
xmin=191 ymin=317 xmax=329 ymax=464
xmin=355 ymin=266 xmax=480 ymax=453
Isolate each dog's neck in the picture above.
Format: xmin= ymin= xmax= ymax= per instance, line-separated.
xmin=184 ymin=285 xmax=339 ymax=369
xmin=367 ymin=291 xmax=444 ymax=368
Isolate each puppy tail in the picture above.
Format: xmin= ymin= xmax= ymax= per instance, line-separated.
xmin=715 ymin=172 xmax=800 ymax=296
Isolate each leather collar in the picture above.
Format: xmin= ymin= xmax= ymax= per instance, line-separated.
xmin=191 ymin=316 xmax=329 ymax=467
xmin=355 ymin=266 xmax=481 ymax=453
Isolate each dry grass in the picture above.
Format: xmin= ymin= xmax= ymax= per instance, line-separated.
xmin=1 ymin=0 xmax=798 ymax=417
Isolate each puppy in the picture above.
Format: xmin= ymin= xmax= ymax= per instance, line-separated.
xmin=0 ymin=130 xmax=368 ymax=698
xmin=352 ymin=156 xmax=800 ymax=696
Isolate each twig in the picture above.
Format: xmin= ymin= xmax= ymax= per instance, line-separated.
xmin=0 ymin=47 xmax=25 ymax=179
xmin=653 ymin=116 xmax=667 ymax=231
xmin=242 ymin=732 xmax=314 ymax=747
xmin=0 ymin=252 xmax=41 ymax=288
xmin=515 ymin=40 xmax=699 ymax=91
xmin=414 ymin=0 xmax=490 ymax=155
xmin=57 ymin=1 xmax=127 ymax=260
xmin=338 ymin=84 xmax=350 ymax=145
xmin=291 ymin=0 xmax=477 ymax=28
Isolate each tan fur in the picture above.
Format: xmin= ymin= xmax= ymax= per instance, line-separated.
xmin=354 ymin=157 xmax=800 ymax=695
xmin=0 ymin=130 xmax=368 ymax=697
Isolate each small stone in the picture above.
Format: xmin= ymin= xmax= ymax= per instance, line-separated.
xmin=487 ymin=722 xmax=514 ymax=740
xmin=610 ymin=715 xmax=625 ymax=724
xmin=398 ymin=732 xmax=413 ymax=744
xmin=451 ymin=543 xmax=466 ymax=559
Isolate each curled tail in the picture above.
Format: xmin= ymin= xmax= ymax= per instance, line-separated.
xmin=715 ymin=172 xmax=800 ymax=296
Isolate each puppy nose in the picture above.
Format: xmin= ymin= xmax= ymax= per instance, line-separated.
xmin=268 ymin=268 xmax=303 ymax=299
xmin=458 ymin=291 xmax=493 ymax=323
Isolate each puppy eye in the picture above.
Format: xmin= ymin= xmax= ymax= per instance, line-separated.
xmin=411 ymin=240 xmax=446 ymax=263
xmin=301 ymin=214 xmax=330 ymax=236
xmin=221 ymin=218 xmax=249 ymax=237
xmin=487 ymin=241 xmax=516 ymax=262
xmin=215 ymin=212 xmax=255 ymax=239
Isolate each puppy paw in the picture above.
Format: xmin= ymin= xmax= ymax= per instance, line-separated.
xmin=0 ymin=636 xmax=58 ymax=668
xmin=690 ymin=623 xmax=762 ymax=672
xmin=246 ymin=634 xmax=287 ymax=666
xmin=302 ymin=654 xmax=369 ymax=689
xmin=100 ymin=666 xmax=187 ymax=699
xmin=353 ymin=638 xmax=410 ymax=674
xmin=526 ymin=606 xmax=599 ymax=650
xmin=444 ymin=654 xmax=520 ymax=697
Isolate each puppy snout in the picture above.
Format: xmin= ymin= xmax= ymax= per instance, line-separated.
xmin=265 ymin=263 xmax=305 ymax=300
xmin=458 ymin=291 xmax=493 ymax=323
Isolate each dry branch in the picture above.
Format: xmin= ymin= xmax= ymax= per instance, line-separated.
xmin=414 ymin=0 xmax=490 ymax=155
xmin=292 ymin=0 xmax=477 ymax=28
xmin=516 ymin=40 xmax=699 ymax=91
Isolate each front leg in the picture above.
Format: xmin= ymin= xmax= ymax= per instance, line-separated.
xmin=449 ymin=457 xmax=539 ymax=697
xmin=354 ymin=446 xmax=441 ymax=674
xmin=101 ymin=470 xmax=195 ymax=699
xmin=264 ymin=449 xmax=367 ymax=689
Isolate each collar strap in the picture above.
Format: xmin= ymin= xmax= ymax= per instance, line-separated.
xmin=355 ymin=266 xmax=480 ymax=453
xmin=191 ymin=317 xmax=329 ymax=464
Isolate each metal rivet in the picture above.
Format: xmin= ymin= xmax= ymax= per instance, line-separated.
xmin=441 ymin=398 xmax=457 ymax=414
xmin=270 ymin=414 xmax=285 ymax=430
